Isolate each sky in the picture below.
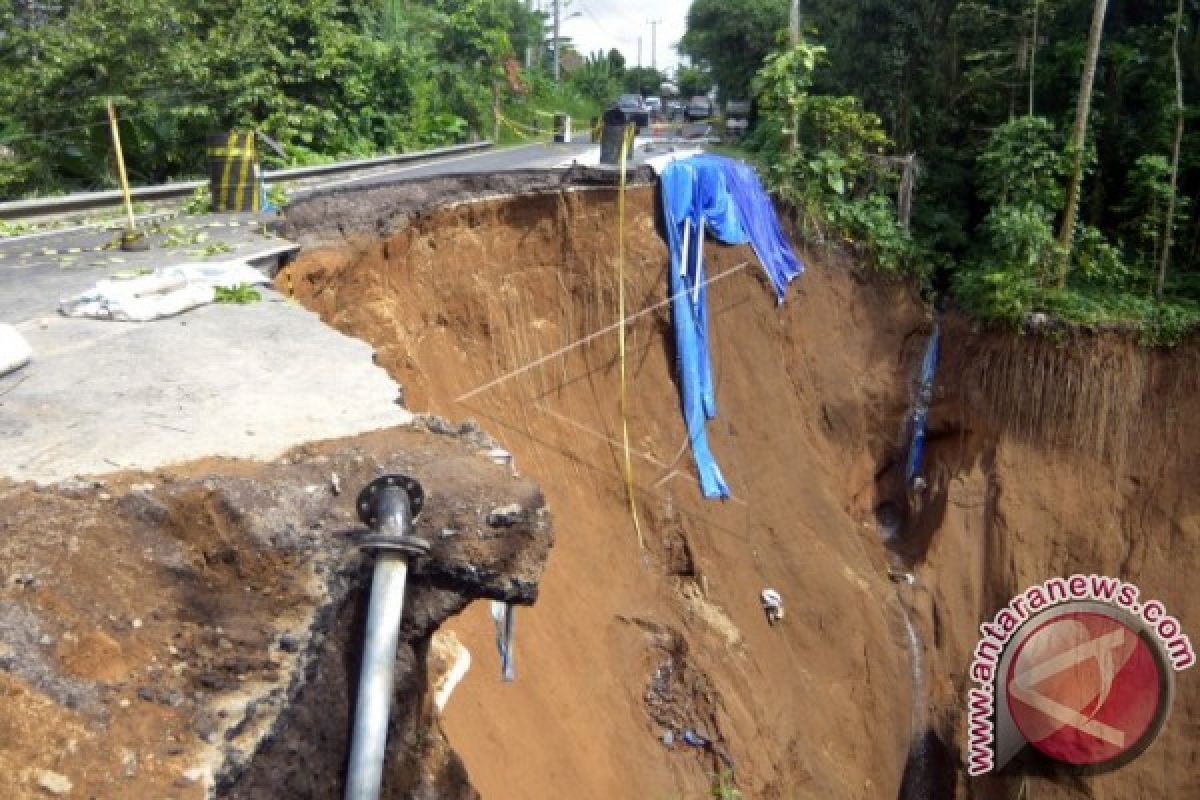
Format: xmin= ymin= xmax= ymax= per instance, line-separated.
xmin=546 ymin=0 xmax=692 ymax=74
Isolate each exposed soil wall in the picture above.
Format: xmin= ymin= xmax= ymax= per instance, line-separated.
xmin=915 ymin=323 xmax=1200 ymax=799
xmin=283 ymin=175 xmax=1200 ymax=800
xmin=283 ymin=184 xmax=930 ymax=798
xmin=282 ymin=175 xmax=1200 ymax=800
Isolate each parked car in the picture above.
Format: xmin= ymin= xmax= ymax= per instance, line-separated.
xmin=644 ymin=96 xmax=663 ymax=120
xmin=685 ymin=95 xmax=713 ymax=121
xmin=613 ymin=94 xmax=650 ymax=129
xmin=724 ymin=99 xmax=751 ymax=137
xmin=665 ymin=99 xmax=685 ymax=121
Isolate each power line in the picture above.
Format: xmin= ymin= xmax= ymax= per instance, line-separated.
xmin=576 ymin=5 xmax=618 ymax=44
xmin=576 ymin=1 xmax=635 ymax=45
xmin=11 ymin=73 xmax=231 ymax=115
xmin=455 ymin=262 xmax=752 ymax=403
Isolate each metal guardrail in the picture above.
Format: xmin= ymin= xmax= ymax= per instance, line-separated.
xmin=0 ymin=141 xmax=494 ymax=221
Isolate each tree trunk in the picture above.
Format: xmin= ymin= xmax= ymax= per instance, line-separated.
xmin=1029 ymin=0 xmax=1039 ymax=116
xmin=1156 ymin=0 xmax=1185 ymax=299
xmin=1056 ymin=0 xmax=1109 ymax=287
xmin=790 ymin=0 xmax=801 ymax=152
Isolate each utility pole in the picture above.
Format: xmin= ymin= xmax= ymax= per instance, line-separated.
xmin=1029 ymin=0 xmax=1039 ymax=116
xmin=553 ymin=0 xmax=561 ymax=83
xmin=648 ymin=18 xmax=661 ymax=73
xmin=526 ymin=0 xmax=536 ymax=70
xmin=637 ymin=35 xmax=642 ymax=70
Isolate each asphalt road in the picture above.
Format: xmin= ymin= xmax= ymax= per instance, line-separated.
xmin=304 ymin=140 xmax=596 ymax=193
xmin=0 ymin=139 xmax=605 ymax=483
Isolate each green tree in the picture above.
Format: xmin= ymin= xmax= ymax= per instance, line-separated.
xmin=1157 ymin=0 xmax=1186 ymax=297
xmin=677 ymin=65 xmax=715 ymax=97
xmin=623 ymin=67 xmax=666 ymax=96
xmin=571 ymin=51 xmax=619 ymax=103
xmin=607 ymin=48 xmax=626 ymax=75
xmin=680 ymin=0 xmax=790 ymax=101
xmin=0 ymin=0 xmax=542 ymax=197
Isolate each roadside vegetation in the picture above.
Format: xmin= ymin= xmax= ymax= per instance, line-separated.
xmin=0 ymin=0 xmax=590 ymax=196
xmin=4 ymin=1 xmax=1197 ymax=342
xmin=686 ymin=0 xmax=1200 ymax=343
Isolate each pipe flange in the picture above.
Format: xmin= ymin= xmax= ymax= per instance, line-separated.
xmin=359 ymin=534 xmax=432 ymax=557
xmin=356 ymin=474 xmax=424 ymax=527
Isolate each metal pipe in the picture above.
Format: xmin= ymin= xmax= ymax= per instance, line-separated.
xmin=344 ymin=475 xmax=429 ymax=800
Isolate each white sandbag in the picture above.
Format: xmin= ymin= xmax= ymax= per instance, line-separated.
xmin=59 ymin=268 xmax=215 ymax=322
xmin=0 ymin=324 xmax=32 ymax=377
xmin=172 ymin=260 xmax=269 ymax=289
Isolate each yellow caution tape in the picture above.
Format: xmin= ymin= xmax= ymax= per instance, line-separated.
xmin=616 ymin=123 xmax=645 ymax=549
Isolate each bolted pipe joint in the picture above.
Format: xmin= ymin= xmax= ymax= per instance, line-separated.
xmin=344 ymin=474 xmax=430 ymax=800
xmin=356 ymin=474 xmax=431 ymax=557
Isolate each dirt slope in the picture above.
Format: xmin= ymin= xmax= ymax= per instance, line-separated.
xmin=283 ymin=186 xmax=927 ymax=798
xmin=281 ymin=177 xmax=1199 ymax=799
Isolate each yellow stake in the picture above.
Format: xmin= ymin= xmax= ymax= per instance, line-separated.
xmin=105 ymin=101 xmax=138 ymax=235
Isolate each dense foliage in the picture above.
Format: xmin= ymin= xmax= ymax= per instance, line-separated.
xmin=0 ymin=0 xmax=555 ymax=196
xmin=688 ymin=0 xmax=1200 ymax=342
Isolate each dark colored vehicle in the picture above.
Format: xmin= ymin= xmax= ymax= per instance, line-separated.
xmin=614 ymin=94 xmax=650 ymax=129
xmin=685 ymin=95 xmax=713 ymax=121
xmin=725 ymin=100 xmax=751 ymax=137
xmin=665 ymin=99 xmax=685 ymax=121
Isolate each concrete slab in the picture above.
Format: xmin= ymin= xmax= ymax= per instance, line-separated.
xmin=1 ymin=295 xmax=410 ymax=484
xmin=0 ymin=222 xmax=409 ymax=483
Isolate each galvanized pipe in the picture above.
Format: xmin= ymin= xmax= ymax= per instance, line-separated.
xmin=344 ymin=475 xmax=429 ymax=800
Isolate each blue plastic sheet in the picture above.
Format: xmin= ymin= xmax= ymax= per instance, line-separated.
xmin=660 ymin=155 xmax=804 ymax=499
xmin=904 ymin=322 xmax=940 ymax=486
xmin=490 ymin=601 xmax=516 ymax=682
xmin=721 ymin=159 xmax=805 ymax=302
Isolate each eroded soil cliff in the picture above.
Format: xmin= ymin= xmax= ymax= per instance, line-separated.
xmin=280 ymin=176 xmax=1198 ymax=799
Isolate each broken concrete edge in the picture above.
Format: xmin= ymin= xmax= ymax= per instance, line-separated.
xmin=282 ymin=166 xmax=659 ymax=246
xmin=0 ymin=423 xmax=552 ymax=799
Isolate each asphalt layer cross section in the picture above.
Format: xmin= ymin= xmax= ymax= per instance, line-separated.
xmin=306 ymin=141 xmax=596 ymax=193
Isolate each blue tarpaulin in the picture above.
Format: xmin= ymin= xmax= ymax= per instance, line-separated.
xmin=721 ymin=159 xmax=804 ymax=301
xmin=660 ymin=155 xmax=804 ymax=499
xmin=904 ymin=321 xmax=940 ymax=487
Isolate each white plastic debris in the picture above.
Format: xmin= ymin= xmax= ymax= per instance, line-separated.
xmin=35 ymin=769 xmax=72 ymax=795
xmin=58 ymin=261 xmax=269 ymax=322
xmin=59 ymin=269 xmax=213 ymax=321
xmin=0 ymin=324 xmax=31 ymax=377
xmin=172 ymin=260 xmax=270 ymax=290
xmin=760 ymin=588 xmax=785 ymax=624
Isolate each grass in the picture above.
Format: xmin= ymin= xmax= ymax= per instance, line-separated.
xmin=710 ymin=770 xmax=742 ymax=800
xmin=214 ymin=284 xmax=261 ymax=304
xmin=1029 ymin=285 xmax=1200 ymax=346
xmin=498 ymin=85 xmax=607 ymax=146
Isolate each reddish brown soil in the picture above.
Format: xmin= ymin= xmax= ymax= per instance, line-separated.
xmin=282 ymin=182 xmax=1200 ymax=800
xmin=283 ymin=187 xmax=927 ymax=799
xmin=0 ymin=426 xmax=552 ymax=800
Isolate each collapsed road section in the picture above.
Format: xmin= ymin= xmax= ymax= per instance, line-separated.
xmin=279 ymin=161 xmax=1199 ymax=800
xmin=0 ymin=425 xmax=552 ymax=800
xmin=3 ymin=151 xmax=1199 ymax=800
